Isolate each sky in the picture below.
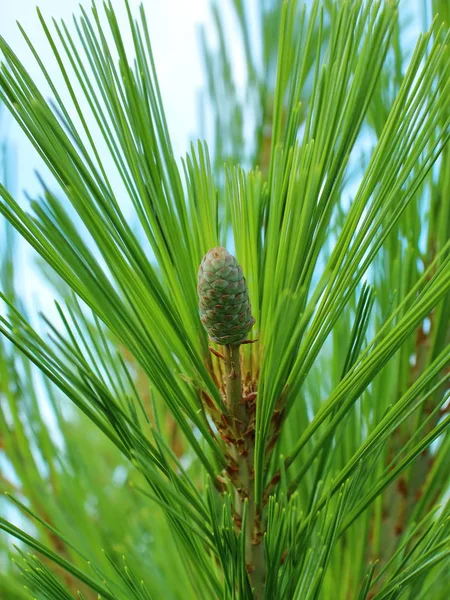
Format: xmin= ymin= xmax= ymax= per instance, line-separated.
xmin=1 ymin=0 xmax=214 ymax=315
xmin=0 ymin=0 xmax=218 ymax=487
xmin=1 ymin=0 xmax=211 ymax=191
xmin=0 ymin=0 xmax=429 ymax=308
xmin=0 ymin=0 xmax=431 ymax=317
xmin=0 ymin=0 xmax=439 ymax=513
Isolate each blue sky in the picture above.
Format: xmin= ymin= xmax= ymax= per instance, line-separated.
xmin=0 ymin=0 xmax=428 ymax=313
xmin=2 ymin=0 xmax=211 ymax=191
xmin=1 ymin=0 xmax=214 ymax=313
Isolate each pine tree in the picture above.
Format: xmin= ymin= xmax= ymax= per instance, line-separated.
xmin=0 ymin=0 xmax=449 ymax=598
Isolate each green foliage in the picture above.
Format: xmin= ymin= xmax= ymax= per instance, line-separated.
xmin=0 ymin=0 xmax=449 ymax=598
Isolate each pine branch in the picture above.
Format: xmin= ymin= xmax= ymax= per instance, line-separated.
xmin=0 ymin=0 xmax=449 ymax=598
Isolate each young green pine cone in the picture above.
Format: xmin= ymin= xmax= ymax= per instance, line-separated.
xmin=198 ymin=247 xmax=255 ymax=345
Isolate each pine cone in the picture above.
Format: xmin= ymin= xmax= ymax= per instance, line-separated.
xmin=198 ymin=247 xmax=255 ymax=345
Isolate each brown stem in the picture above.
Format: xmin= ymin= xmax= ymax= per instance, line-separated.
xmin=224 ymin=344 xmax=265 ymax=599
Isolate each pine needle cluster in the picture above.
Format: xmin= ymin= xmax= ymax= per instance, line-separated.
xmin=0 ymin=0 xmax=449 ymax=598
